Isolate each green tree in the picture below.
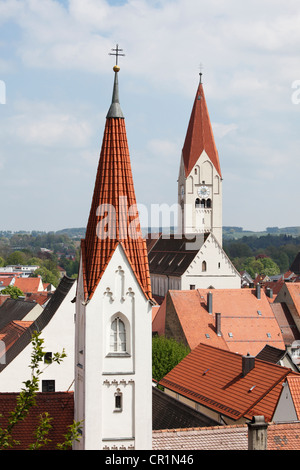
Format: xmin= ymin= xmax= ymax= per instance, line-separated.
xmin=1 ymin=286 xmax=24 ymax=299
xmin=152 ymin=335 xmax=190 ymax=383
xmin=0 ymin=331 xmax=81 ymax=450
xmin=6 ymin=251 xmax=27 ymax=265
xmin=32 ymin=267 xmax=59 ymax=287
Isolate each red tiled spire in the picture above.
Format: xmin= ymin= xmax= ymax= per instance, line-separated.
xmin=81 ymin=67 xmax=152 ymax=301
xmin=182 ymin=79 xmax=222 ymax=178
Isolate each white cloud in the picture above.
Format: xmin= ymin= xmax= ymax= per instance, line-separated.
xmin=3 ymin=100 xmax=94 ymax=147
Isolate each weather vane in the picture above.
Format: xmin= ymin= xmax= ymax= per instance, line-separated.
xmin=109 ymin=44 xmax=125 ymax=70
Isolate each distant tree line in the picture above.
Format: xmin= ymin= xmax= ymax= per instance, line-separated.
xmin=0 ymin=232 xmax=80 ymax=287
xmin=224 ymin=234 xmax=300 ymax=278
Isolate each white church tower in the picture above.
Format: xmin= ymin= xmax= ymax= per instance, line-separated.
xmin=178 ymin=73 xmax=222 ymax=246
xmin=74 ymin=47 xmax=153 ymax=450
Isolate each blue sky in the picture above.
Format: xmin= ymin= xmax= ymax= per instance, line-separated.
xmin=0 ymin=0 xmax=300 ymax=232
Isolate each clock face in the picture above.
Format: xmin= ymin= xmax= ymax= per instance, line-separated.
xmin=198 ymin=186 xmax=210 ymax=198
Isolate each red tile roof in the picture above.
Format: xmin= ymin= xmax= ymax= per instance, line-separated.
xmin=159 ymin=343 xmax=299 ymax=422
xmin=81 ymin=73 xmax=152 ymax=301
xmin=286 ymin=375 xmax=300 ymax=419
xmin=0 ymin=320 xmax=33 ymax=361
xmin=182 ymin=82 xmax=221 ymax=178
xmin=153 ymin=422 xmax=300 ymax=450
xmin=0 ymin=392 xmax=74 ymax=450
xmin=14 ymin=277 xmax=43 ymax=294
xmin=159 ymin=288 xmax=285 ymax=355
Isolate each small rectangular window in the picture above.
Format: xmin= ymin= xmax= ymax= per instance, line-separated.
xmin=190 ymin=285 xmax=195 ymax=290
xmin=42 ymin=380 xmax=55 ymax=392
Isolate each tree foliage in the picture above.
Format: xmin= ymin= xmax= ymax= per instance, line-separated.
xmin=152 ymin=335 xmax=190 ymax=383
xmin=0 ymin=286 xmax=24 ymax=299
xmin=0 ymin=331 xmax=81 ymax=450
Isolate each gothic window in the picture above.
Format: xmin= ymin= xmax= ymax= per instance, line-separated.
xmin=110 ymin=317 xmax=126 ymax=353
xmin=200 ymin=199 xmax=206 ymax=208
xmin=195 ymin=198 xmax=200 ymax=208
xmin=206 ymin=198 xmax=212 ymax=208
xmin=202 ymin=261 xmax=207 ymax=272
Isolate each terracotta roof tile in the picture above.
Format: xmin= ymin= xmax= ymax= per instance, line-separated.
xmin=0 ymin=392 xmax=74 ymax=450
xmin=14 ymin=277 xmax=43 ymax=294
xmin=82 ymin=73 xmax=152 ymax=301
xmin=182 ymin=82 xmax=221 ymax=178
xmin=159 ymin=343 xmax=298 ymax=422
xmin=162 ymin=288 xmax=285 ymax=355
xmin=153 ymin=422 xmax=300 ymax=450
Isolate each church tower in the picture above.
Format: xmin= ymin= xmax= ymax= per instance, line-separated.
xmin=178 ymin=74 xmax=223 ymax=246
xmin=74 ymin=47 xmax=153 ymax=450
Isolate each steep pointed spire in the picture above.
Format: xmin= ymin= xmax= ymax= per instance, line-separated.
xmin=182 ymin=76 xmax=222 ymax=178
xmin=106 ymin=66 xmax=124 ymax=118
xmin=81 ymin=56 xmax=152 ymax=301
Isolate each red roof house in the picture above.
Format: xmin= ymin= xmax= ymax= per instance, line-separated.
xmin=153 ymin=286 xmax=285 ymax=356
xmin=159 ymin=343 xmax=299 ymax=425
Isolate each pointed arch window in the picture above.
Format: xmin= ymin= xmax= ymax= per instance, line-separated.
xmin=110 ymin=317 xmax=126 ymax=353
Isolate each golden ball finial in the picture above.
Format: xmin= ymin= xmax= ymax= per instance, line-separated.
xmin=113 ymin=65 xmax=120 ymax=72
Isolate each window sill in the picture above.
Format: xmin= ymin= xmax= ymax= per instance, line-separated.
xmin=106 ymin=352 xmax=131 ymax=358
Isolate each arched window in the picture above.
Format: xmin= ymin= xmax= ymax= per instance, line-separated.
xmin=202 ymin=260 xmax=207 ymax=272
xmin=206 ymin=198 xmax=212 ymax=208
xmin=110 ymin=317 xmax=126 ymax=353
xmin=195 ymin=198 xmax=200 ymax=208
xmin=200 ymin=199 xmax=206 ymax=208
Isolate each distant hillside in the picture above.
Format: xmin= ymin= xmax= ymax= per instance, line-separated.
xmin=223 ymin=226 xmax=300 ymax=240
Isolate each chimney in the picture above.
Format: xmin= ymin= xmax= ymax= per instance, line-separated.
xmin=266 ymin=287 xmax=273 ymax=299
xmin=256 ymin=283 xmax=261 ymax=299
xmin=242 ymin=353 xmax=255 ymax=376
xmin=215 ymin=312 xmax=221 ymax=336
xmin=207 ymin=292 xmax=212 ymax=314
xmin=247 ymin=416 xmax=268 ymax=450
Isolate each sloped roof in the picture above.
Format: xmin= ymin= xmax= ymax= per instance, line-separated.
xmin=159 ymin=343 xmax=299 ymax=422
xmin=0 ymin=321 xmax=34 ymax=363
xmin=256 ymin=344 xmax=287 ymax=364
xmin=0 ymin=276 xmax=76 ymax=373
xmin=152 ymin=422 xmax=300 ymax=450
xmin=283 ymin=282 xmax=300 ymax=317
xmin=0 ymin=298 xmax=39 ymax=330
xmin=182 ymin=81 xmax=221 ymax=178
xmin=270 ymin=302 xmax=300 ymax=346
xmin=81 ymin=68 xmax=151 ymax=301
xmin=286 ymin=375 xmax=300 ymax=419
xmin=162 ymin=288 xmax=285 ymax=355
xmin=152 ymin=386 xmax=219 ymax=431
xmin=14 ymin=277 xmax=43 ymax=294
xmin=147 ymin=234 xmax=207 ymax=276
xmin=0 ymin=392 xmax=74 ymax=450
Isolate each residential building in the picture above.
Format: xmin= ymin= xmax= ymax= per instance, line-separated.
xmin=159 ymin=342 xmax=300 ymax=426
xmin=0 ymin=276 xmax=76 ymax=393
xmin=153 ymin=285 xmax=285 ymax=355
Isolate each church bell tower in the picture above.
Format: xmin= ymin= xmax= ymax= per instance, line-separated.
xmin=178 ymin=73 xmax=223 ymax=246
